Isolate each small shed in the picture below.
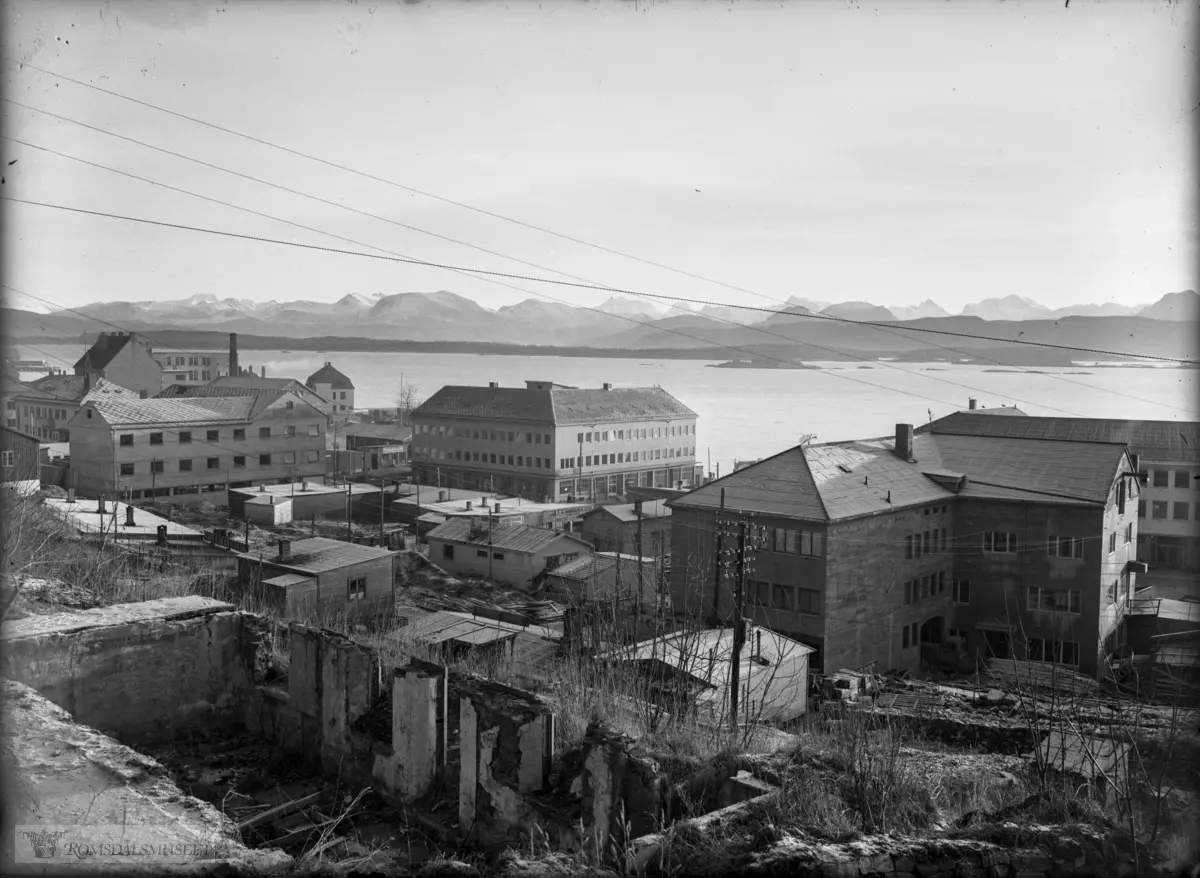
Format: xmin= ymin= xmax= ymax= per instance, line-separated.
xmin=244 ymin=492 xmax=294 ymax=526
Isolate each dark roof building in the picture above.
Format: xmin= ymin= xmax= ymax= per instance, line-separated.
xmin=417 ymin=382 xmax=695 ymax=425
xmin=305 ymin=363 xmax=355 ymax=391
xmin=73 ymin=332 xmax=163 ymax=398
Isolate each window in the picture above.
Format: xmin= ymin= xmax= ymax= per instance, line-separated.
xmin=119 ymin=462 xmax=134 ymax=476
xmin=234 ymin=456 xmax=246 ymax=468
xmin=493 ymin=552 xmax=506 ymax=561
xmin=284 ymin=452 xmax=296 ymax=465
xmin=1028 ymin=587 xmax=1082 ymax=614
xmin=443 ymin=544 xmax=455 ymax=560
xmin=284 ymin=426 xmax=296 ymax=438
xmin=308 ymin=451 xmax=319 ymax=463
xmin=797 ymin=588 xmax=820 ymax=615
xmin=1176 ymin=470 xmax=1189 ymax=489
xmin=903 ymin=625 xmax=910 ymax=649
xmin=983 ymin=531 xmax=1017 ymax=553
xmin=285 ymin=401 xmax=294 ymax=410
xmin=905 ymin=535 xmax=913 ymax=559
xmin=937 ymin=571 xmax=946 ymax=593
xmin=179 ymin=459 xmax=193 ymax=472
xmin=1028 ymin=638 xmax=1079 ymax=666
xmin=919 ymin=575 xmax=930 ymax=599
xmin=348 ymin=577 xmax=366 ymax=601
xmin=1048 ymin=536 xmax=1084 ymax=558
xmin=904 ymin=580 xmax=913 ymax=605
xmin=260 ymin=454 xmax=272 ymax=466
xmin=771 ymin=583 xmax=794 ymax=611
xmin=1108 ymin=533 xmax=1117 ymax=554
xmin=119 ymin=434 xmax=134 ymax=447
xmin=305 ymin=424 xmax=318 ymax=438
xmin=952 ymin=580 xmax=970 ymax=604
xmin=259 ymin=427 xmax=271 ymax=439
xmin=798 ymin=531 xmax=823 ymax=557
xmin=233 ymin=429 xmax=246 ymax=441
xmin=1153 ymin=470 xmax=1168 ymax=488
xmin=202 ymin=457 xmax=218 ymax=471
xmin=772 ymin=528 xmax=797 ymax=554
xmin=1124 ymin=522 xmax=1133 ymax=543
xmin=1138 ymin=501 xmax=1146 ymax=518
xmin=179 ymin=431 xmax=192 ymax=444
xmin=1174 ymin=502 xmax=1190 ymax=520
xmin=1152 ymin=501 xmax=1168 ymax=519
xmin=149 ymin=432 xmax=164 ymax=445
xmin=150 ymin=460 xmax=164 ymax=474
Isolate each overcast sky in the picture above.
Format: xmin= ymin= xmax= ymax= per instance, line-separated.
xmin=3 ymin=0 xmax=1195 ymax=316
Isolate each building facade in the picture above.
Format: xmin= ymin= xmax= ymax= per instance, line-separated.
xmin=7 ymin=376 xmax=140 ymax=442
xmin=155 ymin=350 xmax=230 ymax=386
xmin=425 ymin=517 xmax=592 ymax=588
xmin=74 ymin=332 xmax=164 ymax=398
xmin=68 ymin=390 xmax=327 ymax=503
xmin=1 ymin=426 xmax=41 ymax=492
xmin=579 ymin=499 xmax=672 ymax=558
xmin=668 ymin=423 xmax=1140 ymax=679
xmin=410 ymin=381 xmax=701 ymax=503
xmin=306 ymin=362 xmax=355 ymax=421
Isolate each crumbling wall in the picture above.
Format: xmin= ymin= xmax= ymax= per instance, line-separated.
xmin=457 ymin=675 xmax=555 ymax=849
xmin=0 ymin=597 xmax=263 ymax=746
xmin=580 ymin=722 xmax=671 ymax=864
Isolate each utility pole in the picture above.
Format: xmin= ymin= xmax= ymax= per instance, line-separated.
xmin=379 ymin=478 xmax=386 ymax=547
xmin=487 ymin=509 xmax=494 ymax=582
xmin=730 ymin=520 xmax=747 ymax=733
xmin=346 ymin=481 xmax=352 ymax=541
xmin=711 ymin=488 xmax=725 ymax=626
xmin=636 ymin=500 xmax=645 ymax=625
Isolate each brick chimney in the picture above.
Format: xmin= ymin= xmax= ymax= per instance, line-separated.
xmin=895 ymin=423 xmax=914 ymax=462
xmin=125 ymin=505 xmax=135 ymax=527
xmin=278 ymin=539 xmax=291 ymax=561
xmin=229 ymin=333 xmax=239 ymax=377
xmin=968 ymin=398 xmax=977 ymax=410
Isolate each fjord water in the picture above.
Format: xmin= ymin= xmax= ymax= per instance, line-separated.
xmin=24 ymin=345 xmax=1198 ymax=476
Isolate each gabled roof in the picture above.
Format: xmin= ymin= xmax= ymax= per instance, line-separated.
xmin=668 ymin=445 xmax=828 ymax=521
xmin=582 ymin=500 xmax=671 ymax=523
xmin=74 ymin=333 xmax=145 ymax=372
xmin=414 ymin=384 xmax=696 ymax=425
xmin=919 ymin=412 xmax=1200 ymax=464
xmin=77 ymin=395 xmax=265 ymax=428
xmin=305 ymin=362 xmax=354 ymax=390
xmin=13 ymin=375 xmax=141 ymax=406
xmin=544 ymin=552 xmax=653 ymax=582
xmin=207 ymin=375 xmax=328 ymax=403
xmin=243 ymin=536 xmax=394 ymax=575
xmin=426 ymin=517 xmax=591 ymax=554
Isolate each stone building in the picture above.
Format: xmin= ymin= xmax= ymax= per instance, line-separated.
xmin=668 ymin=422 xmax=1141 ymax=679
xmin=410 ymin=380 xmax=701 ymax=502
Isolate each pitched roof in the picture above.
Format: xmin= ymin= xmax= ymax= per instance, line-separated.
xmin=305 ymin=362 xmax=354 ymax=390
xmin=920 ymin=412 xmax=1200 ymax=464
xmin=914 ymin=433 xmax=1128 ymax=505
xmin=414 ymin=384 xmax=696 ymax=425
xmin=14 ymin=376 xmax=141 ymax=406
xmin=426 ymin=517 xmax=591 ymax=554
xmin=544 ymin=552 xmax=652 ymax=581
xmin=245 ymin=537 xmax=394 ymax=575
xmin=208 ymin=375 xmax=327 ymax=402
xmin=582 ymin=500 xmax=671 ymax=523
xmin=343 ymin=421 xmax=412 ymax=441
xmin=668 ymin=445 xmax=828 ymax=521
xmin=74 ymin=333 xmax=142 ymax=372
xmin=80 ymin=395 xmax=264 ymax=428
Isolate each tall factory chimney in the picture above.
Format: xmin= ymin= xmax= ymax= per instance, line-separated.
xmin=229 ymin=333 xmax=239 ymax=377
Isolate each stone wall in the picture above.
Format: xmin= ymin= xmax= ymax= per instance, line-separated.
xmin=0 ymin=597 xmax=263 ymax=746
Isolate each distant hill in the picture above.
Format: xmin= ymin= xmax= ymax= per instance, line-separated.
xmin=1137 ymin=290 xmax=1199 ymax=322
xmin=821 ymin=302 xmax=897 ymax=322
xmin=961 ymin=295 xmax=1052 ymax=321
xmin=891 ymin=300 xmax=950 ymax=321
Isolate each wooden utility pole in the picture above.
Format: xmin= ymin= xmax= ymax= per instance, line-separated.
xmin=730 ymin=519 xmax=747 ymax=732
xmin=636 ymin=500 xmax=645 ymax=626
xmin=379 ymin=478 xmax=386 ymax=547
xmin=346 ymin=482 xmax=352 ymax=541
xmin=710 ymin=488 xmax=725 ymax=626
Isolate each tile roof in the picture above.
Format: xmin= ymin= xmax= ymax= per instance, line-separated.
xmin=74 ymin=333 xmax=137 ymax=371
xmin=244 ymin=536 xmax=395 ymax=575
xmin=305 ymin=362 xmax=355 ymax=390
xmin=84 ymin=395 xmax=262 ymax=428
xmin=415 ymin=384 xmax=696 ymax=425
xmin=426 ymin=517 xmax=591 ymax=554
xmin=914 ymin=433 xmax=1127 ymax=505
xmin=583 ymin=500 xmax=671 ymax=523
xmin=920 ymin=412 xmax=1200 ymax=464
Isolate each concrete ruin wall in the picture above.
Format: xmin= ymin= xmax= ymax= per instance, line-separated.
xmin=580 ymin=722 xmax=670 ymax=861
xmin=0 ymin=679 xmax=290 ymax=873
xmin=0 ymin=597 xmax=263 ymax=746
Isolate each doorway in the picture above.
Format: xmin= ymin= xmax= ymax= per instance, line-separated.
xmin=982 ymin=629 xmax=1010 ymax=660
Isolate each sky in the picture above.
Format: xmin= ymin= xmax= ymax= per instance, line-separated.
xmin=2 ymin=0 xmax=1196 ymax=317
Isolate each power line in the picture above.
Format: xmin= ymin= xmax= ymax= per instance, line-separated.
xmin=6 ymin=188 xmax=1192 ymax=368
xmin=7 ymin=102 xmax=1177 ymax=414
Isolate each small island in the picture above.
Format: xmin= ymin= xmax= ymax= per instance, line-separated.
xmin=707 ymin=359 xmax=817 ymax=370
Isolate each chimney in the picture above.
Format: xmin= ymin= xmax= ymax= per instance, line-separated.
xmin=260 ymin=365 xmax=266 ymax=378
xmin=83 ymin=374 xmax=91 ymax=392
xmin=125 ymin=505 xmax=135 ymax=527
xmin=302 ymin=480 xmax=308 ymax=492
xmin=488 ymin=381 xmax=498 ymax=388
xmin=466 ymin=501 xmax=473 ymax=510
xmin=602 ymin=383 xmax=612 ymax=391
xmin=259 ymin=484 xmax=266 ymax=492
xmin=98 ymin=496 xmax=106 ymax=514
xmin=895 ymin=424 xmax=914 ymax=462
xmin=156 ymin=524 xmax=168 ymax=546
xmin=229 ymin=333 xmax=239 ymax=378
xmin=139 ymin=390 xmax=148 ymax=399
xmin=968 ymin=398 xmax=977 ymax=410
xmin=278 ymin=539 xmax=291 ymax=561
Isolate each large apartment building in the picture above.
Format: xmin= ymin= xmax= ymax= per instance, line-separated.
xmin=668 ymin=422 xmax=1140 ymax=679
xmin=5 ymin=375 xmax=140 ymax=441
xmin=68 ymin=389 xmax=327 ymax=503
xmin=410 ymin=381 xmax=701 ymax=503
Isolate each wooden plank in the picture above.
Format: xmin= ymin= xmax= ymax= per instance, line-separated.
xmin=237 ymin=791 xmax=326 ymax=831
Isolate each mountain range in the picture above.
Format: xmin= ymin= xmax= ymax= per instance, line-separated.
xmin=6 ymin=290 xmax=1196 ymax=366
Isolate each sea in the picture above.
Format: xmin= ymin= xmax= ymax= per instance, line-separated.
xmin=20 ymin=344 xmax=1198 ymax=477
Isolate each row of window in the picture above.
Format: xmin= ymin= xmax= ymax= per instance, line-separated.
xmin=20 ymin=405 xmax=69 ymax=421
xmin=559 ymin=448 xmax=696 ymax=468
xmin=418 ymin=449 xmax=555 ymax=468
xmin=160 ymin=355 xmax=215 ymax=367
xmin=1139 ymin=500 xmax=1196 ymax=521
xmin=1106 ymin=525 xmax=1134 ymax=554
xmin=0 ymin=450 xmax=13 ymax=467
xmin=123 ymin=424 xmax=320 ymax=446
xmin=904 ymin=571 xmax=947 ymax=604
xmin=922 ymin=505 xmax=948 ymax=515
xmin=1142 ymin=469 xmax=1197 ymax=490
xmin=170 ymin=370 xmax=214 ymax=382
xmin=904 ymin=528 xmax=948 ymax=558
xmin=440 ymin=544 xmax=509 ymax=563
xmin=417 ymin=425 xmax=552 ymax=444
xmin=751 ymin=526 xmax=826 ymax=558
xmin=576 ymin=425 xmax=693 ymax=444
xmin=118 ymin=450 xmax=320 ymax=475
xmin=1028 ymin=586 xmax=1082 ymax=614
xmin=747 ymin=580 xmax=820 ymax=615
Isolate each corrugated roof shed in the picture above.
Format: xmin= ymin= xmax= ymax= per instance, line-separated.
xmin=920 ymin=412 xmax=1200 ymax=464
xmin=239 ymin=536 xmax=394 ymax=574
xmin=415 ymin=384 xmax=696 ymax=425
xmin=426 ymin=517 xmax=591 ymax=554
